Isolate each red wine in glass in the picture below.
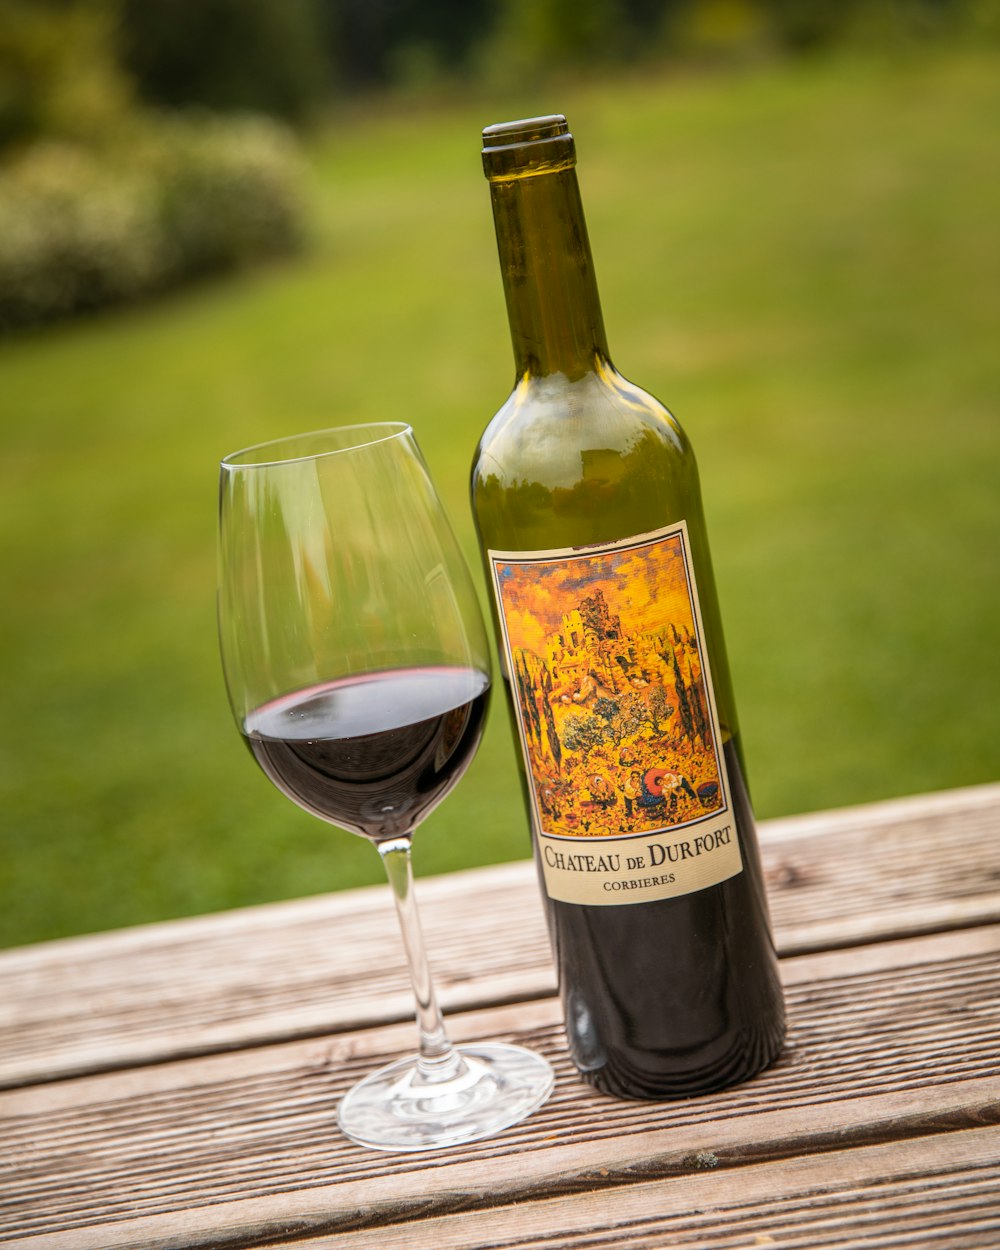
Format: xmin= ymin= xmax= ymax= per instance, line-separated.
xmin=243 ymin=665 xmax=490 ymax=841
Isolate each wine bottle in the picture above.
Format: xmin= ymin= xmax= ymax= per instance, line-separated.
xmin=470 ymin=115 xmax=785 ymax=1099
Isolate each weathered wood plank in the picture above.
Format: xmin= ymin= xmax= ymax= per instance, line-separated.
xmin=762 ymin=782 xmax=1000 ymax=954
xmin=270 ymin=1127 xmax=1000 ymax=1250
xmin=2 ymin=925 xmax=998 ymax=1250
xmin=0 ymin=862 xmax=554 ymax=1090
xmin=1 ymin=783 xmax=997 ymax=1087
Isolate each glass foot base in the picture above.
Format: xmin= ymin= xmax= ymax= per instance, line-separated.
xmin=337 ymin=1043 xmax=554 ymax=1152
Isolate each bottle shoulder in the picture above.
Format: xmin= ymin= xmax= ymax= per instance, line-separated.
xmin=472 ymin=364 xmax=692 ymax=491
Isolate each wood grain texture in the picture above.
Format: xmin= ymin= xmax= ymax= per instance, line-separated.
xmin=762 ymin=782 xmax=1000 ymax=954
xmin=1 ymin=783 xmax=998 ymax=1089
xmin=269 ymin=1127 xmax=1000 ymax=1249
xmin=2 ymin=925 xmax=998 ymax=1250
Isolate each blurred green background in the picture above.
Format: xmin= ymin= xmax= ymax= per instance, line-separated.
xmin=1 ymin=0 xmax=998 ymax=949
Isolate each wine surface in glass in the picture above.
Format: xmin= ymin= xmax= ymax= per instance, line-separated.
xmin=243 ymin=665 xmax=490 ymax=841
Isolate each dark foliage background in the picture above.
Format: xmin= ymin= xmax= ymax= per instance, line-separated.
xmin=115 ymin=0 xmax=997 ymax=119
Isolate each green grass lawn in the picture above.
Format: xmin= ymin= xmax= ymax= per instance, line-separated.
xmin=2 ymin=47 xmax=998 ymax=949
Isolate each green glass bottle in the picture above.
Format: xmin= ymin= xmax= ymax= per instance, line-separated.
xmin=471 ymin=115 xmax=785 ymax=1099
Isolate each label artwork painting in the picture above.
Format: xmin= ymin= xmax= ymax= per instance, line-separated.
xmin=489 ymin=522 xmax=743 ymax=905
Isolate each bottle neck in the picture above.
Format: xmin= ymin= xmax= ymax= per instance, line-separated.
xmin=488 ymin=165 xmax=610 ymax=382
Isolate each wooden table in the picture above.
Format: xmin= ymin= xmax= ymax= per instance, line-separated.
xmin=2 ymin=783 xmax=999 ymax=1249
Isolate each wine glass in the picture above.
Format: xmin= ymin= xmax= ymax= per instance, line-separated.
xmin=217 ymin=422 xmax=553 ymax=1151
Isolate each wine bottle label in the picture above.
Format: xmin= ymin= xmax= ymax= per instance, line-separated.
xmin=488 ymin=521 xmax=742 ymax=906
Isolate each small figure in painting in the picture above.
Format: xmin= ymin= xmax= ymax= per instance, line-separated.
xmin=587 ymin=774 xmax=616 ymax=811
xmin=640 ymin=766 xmax=698 ymax=821
xmin=621 ymin=770 xmax=642 ymax=820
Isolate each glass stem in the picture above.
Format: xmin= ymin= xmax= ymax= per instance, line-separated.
xmin=378 ymin=835 xmax=463 ymax=1080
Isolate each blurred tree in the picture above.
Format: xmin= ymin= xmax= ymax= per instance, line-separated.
xmin=0 ymin=0 xmax=132 ymax=152
xmin=118 ymin=0 xmax=331 ymax=125
xmin=483 ymin=0 xmax=627 ymax=75
xmin=753 ymin=0 xmax=993 ymax=51
xmin=758 ymin=0 xmax=854 ymax=50
xmin=318 ymin=0 xmax=498 ymax=89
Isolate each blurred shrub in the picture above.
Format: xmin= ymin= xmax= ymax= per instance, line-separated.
xmin=0 ymin=114 xmax=307 ymax=331
xmin=137 ymin=116 xmax=308 ymax=276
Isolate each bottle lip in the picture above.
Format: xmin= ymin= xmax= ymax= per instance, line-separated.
xmin=482 ymin=114 xmax=576 ymax=180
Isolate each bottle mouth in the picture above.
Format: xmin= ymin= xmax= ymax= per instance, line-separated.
xmin=482 ymin=114 xmax=576 ymax=180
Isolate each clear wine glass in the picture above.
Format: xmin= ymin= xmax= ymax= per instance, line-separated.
xmin=217 ymin=423 xmax=553 ymax=1151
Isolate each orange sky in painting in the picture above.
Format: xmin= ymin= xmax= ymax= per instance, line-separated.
xmin=496 ymin=535 xmax=695 ymax=658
